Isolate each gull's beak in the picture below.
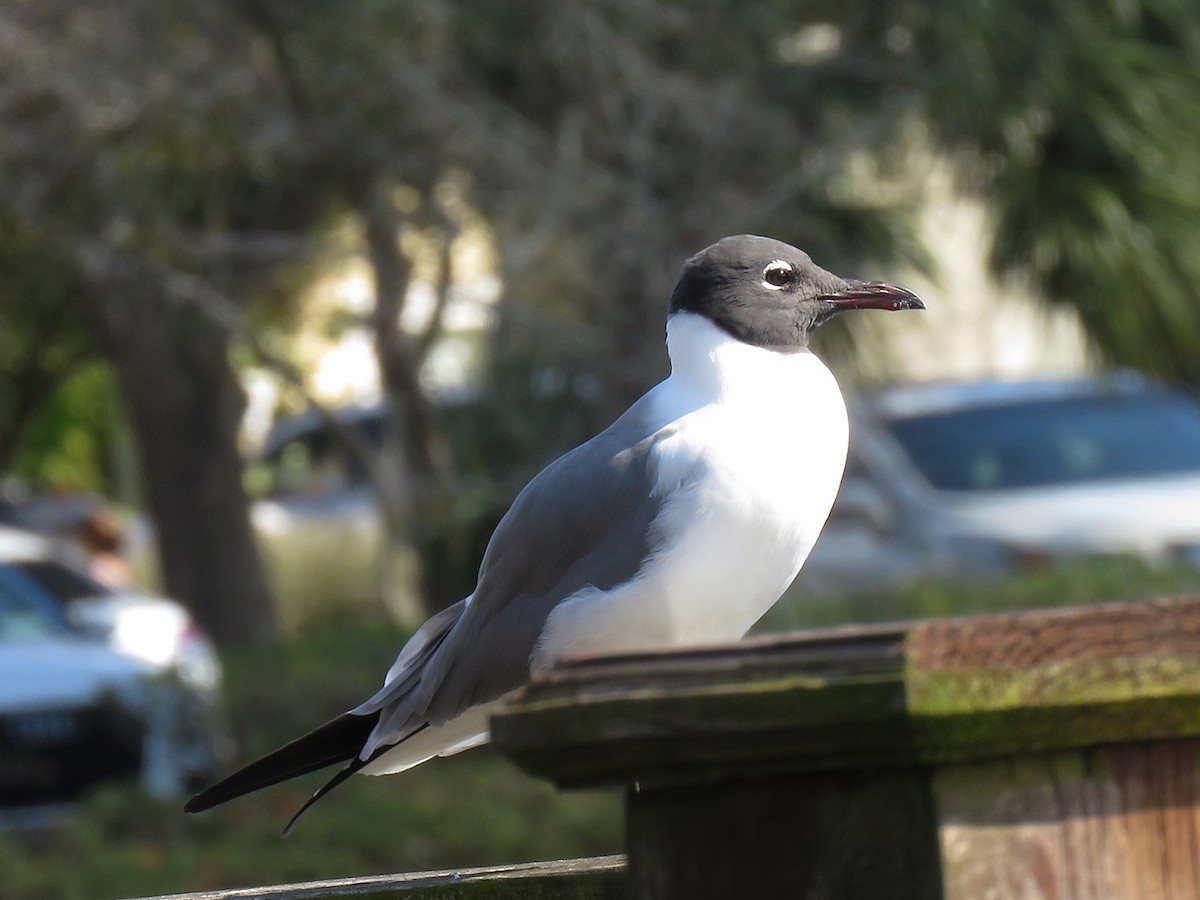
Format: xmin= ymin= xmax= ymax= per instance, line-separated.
xmin=817 ymin=279 xmax=925 ymax=312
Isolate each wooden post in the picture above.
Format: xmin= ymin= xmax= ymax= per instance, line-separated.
xmin=491 ymin=595 xmax=1200 ymax=899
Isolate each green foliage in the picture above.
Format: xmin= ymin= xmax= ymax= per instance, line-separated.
xmin=0 ymin=216 xmax=119 ymax=491
xmin=915 ymin=0 xmax=1200 ymax=384
xmin=7 ymin=362 xmax=124 ymax=493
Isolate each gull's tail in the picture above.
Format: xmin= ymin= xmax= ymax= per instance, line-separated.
xmin=184 ymin=597 xmax=469 ymax=832
xmin=184 ymin=711 xmax=379 ymax=820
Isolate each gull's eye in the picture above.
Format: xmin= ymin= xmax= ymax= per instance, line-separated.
xmin=762 ymin=261 xmax=793 ymax=289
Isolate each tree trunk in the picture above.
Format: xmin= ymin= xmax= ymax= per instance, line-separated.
xmin=362 ymin=191 xmax=426 ymax=628
xmin=363 ymin=185 xmax=460 ymax=626
xmin=78 ymin=281 xmax=276 ymax=645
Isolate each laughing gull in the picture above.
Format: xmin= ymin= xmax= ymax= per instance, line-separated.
xmin=186 ymin=234 xmax=923 ymax=829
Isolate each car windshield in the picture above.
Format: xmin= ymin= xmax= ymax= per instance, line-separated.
xmin=884 ymin=390 xmax=1200 ymax=492
xmin=14 ymin=559 xmax=109 ymax=602
xmin=0 ymin=565 xmax=74 ymax=640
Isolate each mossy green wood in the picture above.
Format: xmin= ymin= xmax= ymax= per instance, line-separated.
xmin=491 ymin=595 xmax=1200 ymax=788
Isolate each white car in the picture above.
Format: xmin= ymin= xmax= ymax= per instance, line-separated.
xmin=0 ymin=595 xmax=145 ymax=811
xmin=0 ymin=526 xmax=229 ymax=802
xmin=796 ymin=372 xmax=1200 ymax=594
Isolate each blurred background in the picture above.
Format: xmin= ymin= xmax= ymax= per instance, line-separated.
xmin=2 ymin=1 xmax=1200 ymax=897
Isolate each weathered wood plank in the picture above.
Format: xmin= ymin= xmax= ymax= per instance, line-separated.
xmin=627 ymin=769 xmax=944 ymax=899
xmin=935 ymin=740 xmax=1200 ymax=900
xmin=129 ymin=855 xmax=626 ymax=900
xmin=491 ymin=595 xmax=1200 ymax=788
xmin=486 ymin=595 xmax=1200 ymax=896
xmin=906 ymin=593 xmax=1200 ymax=713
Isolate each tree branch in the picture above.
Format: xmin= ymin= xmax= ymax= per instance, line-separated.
xmin=71 ymin=233 xmax=388 ymax=497
xmin=236 ymin=0 xmax=313 ymax=118
xmin=415 ymin=225 xmax=457 ymax=365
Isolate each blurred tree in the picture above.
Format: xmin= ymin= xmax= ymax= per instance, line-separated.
xmin=1 ymin=0 xmax=1196 ymax=642
xmin=470 ymin=0 xmax=1200 ymax=417
xmin=0 ymin=218 xmax=100 ymax=483
xmin=917 ymin=0 xmax=1200 ymax=384
xmin=4 ymin=361 xmax=124 ymax=495
xmin=0 ymin=1 xmax=323 ymax=642
xmin=462 ymin=1 xmax=927 ymax=429
xmin=221 ymin=0 xmax=497 ymax=624
xmin=0 ymin=0 xmax=498 ymax=633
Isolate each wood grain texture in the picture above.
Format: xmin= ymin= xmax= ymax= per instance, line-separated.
xmin=492 ymin=596 xmax=1200 ymax=788
xmin=627 ymin=770 xmax=943 ymax=900
xmin=487 ymin=596 xmax=1200 ymax=897
xmin=128 ymin=856 xmax=627 ymax=900
xmin=906 ymin=595 xmax=1200 ymax=715
xmin=936 ymin=740 xmax=1200 ymax=900
xmin=908 ymin=595 xmax=1200 ymax=672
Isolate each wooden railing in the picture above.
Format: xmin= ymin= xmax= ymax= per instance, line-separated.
xmin=135 ymin=856 xmax=626 ymax=899
xmin=139 ymin=593 xmax=1200 ymax=899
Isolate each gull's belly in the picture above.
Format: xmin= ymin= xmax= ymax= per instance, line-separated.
xmin=535 ymin=395 xmax=849 ymax=665
xmin=644 ymin=411 xmax=848 ymax=642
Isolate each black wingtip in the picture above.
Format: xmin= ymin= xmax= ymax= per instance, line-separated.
xmin=278 ymin=721 xmax=434 ymax=835
xmin=183 ymin=712 xmax=378 ymax=815
xmin=184 ymin=784 xmax=225 ymax=815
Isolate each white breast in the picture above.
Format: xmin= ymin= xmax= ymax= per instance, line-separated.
xmin=534 ymin=313 xmax=849 ymax=668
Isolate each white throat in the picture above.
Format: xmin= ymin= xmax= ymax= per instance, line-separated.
xmin=665 ymin=311 xmax=816 ymax=404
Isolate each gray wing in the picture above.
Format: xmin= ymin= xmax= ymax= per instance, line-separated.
xmin=355 ymin=391 xmax=674 ymax=750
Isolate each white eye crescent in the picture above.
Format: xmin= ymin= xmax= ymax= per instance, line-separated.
xmin=762 ymin=260 xmax=793 ymax=289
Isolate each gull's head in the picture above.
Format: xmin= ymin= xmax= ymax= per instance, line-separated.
xmin=667 ymin=234 xmax=924 ymax=353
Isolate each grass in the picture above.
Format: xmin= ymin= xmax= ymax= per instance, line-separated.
xmin=0 ymin=621 xmax=622 ymax=900
xmin=3 ymin=559 xmax=1199 ymax=899
xmin=757 ymin=558 xmax=1200 ymax=632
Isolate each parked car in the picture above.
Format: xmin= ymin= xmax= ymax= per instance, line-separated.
xmin=0 ymin=571 xmax=146 ymax=808
xmin=0 ymin=526 xmax=229 ymax=801
xmin=795 ymin=371 xmax=1200 ymax=594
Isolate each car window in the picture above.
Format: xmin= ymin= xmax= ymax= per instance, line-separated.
xmin=14 ymin=559 xmax=109 ymax=602
xmin=260 ymin=433 xmax=375 ymax=498
xmin=0 ymin=565 xmax=74 ymax=639
xmin=884 ymin=390 xmax=1200 ymax=491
